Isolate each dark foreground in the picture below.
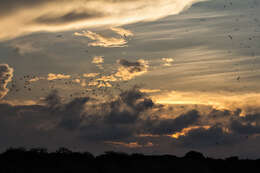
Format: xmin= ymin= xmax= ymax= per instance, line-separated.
xmin=0 ymin=148 xmax=259 ymax=173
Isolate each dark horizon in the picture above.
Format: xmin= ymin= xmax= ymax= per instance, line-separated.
xmin=1 ymin=0 xmax=260 ymax=159
xmin=0 ymin=147 xmax=259 ymax=173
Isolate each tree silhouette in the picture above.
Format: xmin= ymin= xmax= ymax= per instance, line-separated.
xmin=0 ymin=148 xmax=259 ymax=173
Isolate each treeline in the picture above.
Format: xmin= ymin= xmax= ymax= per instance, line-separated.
xmin=0 ymin=147 xmax=259 ymax=173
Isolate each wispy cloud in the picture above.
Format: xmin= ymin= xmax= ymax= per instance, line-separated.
xmin=110 ymin=27 xmax=134 ymax=37
xmin=11 ymin=41 xmax=41 ymax=55
xmin=47 ymin=73 xmax=71 ymax=81
xmin=83 ymin=73 xmax=100 ymax=78
xmin=75 ymin=30 xmax=128 ymax=47
xmin=154 ymin=90 xmax=260 ymax=115
xmin=105 ymin=141 xmax=153 ymax=148
xmin=162 ymin=58 xmax=174 ymax=66
xmin=29 ymin=77 xmax=45 ymax=82
xmin=140 ymin=89 xmax=161 ymax=93
xmin=0 ymin=0 xmax=204 ymax=40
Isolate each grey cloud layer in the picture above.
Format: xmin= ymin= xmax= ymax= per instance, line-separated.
xmin=1 ymin=87 xmax=260 ymax=157
xmin=0 ymin=0 xmax=204 ymax=40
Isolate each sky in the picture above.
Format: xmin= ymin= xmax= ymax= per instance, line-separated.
xmin=0 ymin=0 xmax=260 ymax=158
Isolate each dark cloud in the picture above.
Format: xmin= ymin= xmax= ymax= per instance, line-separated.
xmin=118 ymin=59 xmax=147 ymax=73
xmin=0 ymin=0 xmax=52 ymax=16
xmin=145 ymin=110 xmax=200 ymax=135
xmin=1 ymin=87 xmax=260 ymax=157
xmin=34 ymin=11 xmax=104 ymax=25
xmin=177 ymin=125 xmax=240 ymax=148
xmin=230 ymin=120 xmax=260 ymax=135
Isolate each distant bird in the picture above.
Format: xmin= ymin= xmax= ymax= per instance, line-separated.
xmin=228 ymin=35 xmax=233 ymax=40
xmin=237 ymin=76 xmax=240 ymax=81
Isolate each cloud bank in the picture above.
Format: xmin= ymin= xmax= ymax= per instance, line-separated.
xmin=0 ymin=0 xmax=204 ymax=40
xmin=2 ymin=87 xmax=260 ymax=157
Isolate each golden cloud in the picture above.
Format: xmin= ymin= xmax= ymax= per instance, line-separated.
xmin=169 ymin=125 xmax=211 ymax=139
xmin=115 ymin=59 xmax=149 ymax=80
xmin=0 ymin=64 xmax=13 ymax=99
xmin=105 ymin=141 xmax=154 ymax=148
xmin=154 ymin=90 xmax=260 ymax=116
xmin=92 ymin=56 xmax=104 ymax=64
xmin=140 ymin=89 xmax=161 ymax=93
xmin=47 ymin=73 xmax=71 ymax=81
xmin=0 ymin=0 xmax=204 ymax=40
xmin=110 ymin=27 xmax=134 ymax=37
xmin=83 ymin=73 xmax=100 ymax=78
xmin=75 ymin=30 xmax=128 ymax=47
xmin=162 ymin=58 xmax=174 ymax=66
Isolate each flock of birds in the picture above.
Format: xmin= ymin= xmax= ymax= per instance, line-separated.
xmin=7 ymin=72 xmax=130 ymax=100
xmin=224 ymin=0 xmax=260 ymax=82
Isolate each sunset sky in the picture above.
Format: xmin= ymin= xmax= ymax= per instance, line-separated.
xmin=0 ymin=0 xmax=260 ymax=158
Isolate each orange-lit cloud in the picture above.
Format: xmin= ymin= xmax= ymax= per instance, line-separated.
xmin=110 ymin=27 xmax=134 ymax=37
xmin=0 ymin=64 xmax=13 ymax=99
xmin=96 ymin=75 xmax=117 ymax=82
xmin=115 ymin=59 xmax=149 ymax=80
xmin=162 ymin=58 xmax=174 ymax=66
xmin=29 ymin=77 xmax=45 ymax=82
xmin=105 ymin=141 xmax=154 ymax=148
xmin=153 ymin=90 xmax=260 ymax=115
xmin=0 ymin=0 xmax=204 ymax=40
xmin=75 ymin=30 xmax=128 ymax=47
xmin=83 ymin=73 xmax=100 ymax=78
xmin=140 ymin=89 xmax=161 ymax=93
xmin=47 ymin=73 xmax=71 ymax=81
xmin=84 ymin=59 xmax=149 ymax=88
xmin=169 ymin=125 xmax=211 ymax=139
xmin=92 ymin=56 xmax=104 ymax=64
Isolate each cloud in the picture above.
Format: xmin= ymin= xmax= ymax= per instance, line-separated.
xmin=170 ymin=125 xmax=211 ymax=139
xmin=29 ymin=77 xmax=45 ymax=82
xmin=83 ymin=73 xmax=99 ymax=78
xmin=88 ymin=80 xmax=112 ymax=88
xmin=154 ymin=90 xmax=260 ymax=115
xmin=115 ymin=59 xmax=149 ymax=80
xmin=230 ymin=121 xmax=260 ymax=135
xmin=105 ymin=141 xmax=153 ymax=148
xmin=2 ymin=87 xmax=260 ymax=156
xmin=176 ymin=125 xmax=239 ymax=148
xmin=92 ymin=56 xmax=104 ymax=64
xmin=96 ymin=75 xmax=117 ymax=82
xmin=84 ymin=59 xmax=149 ymax=88
xmin=145 ymin=110 xmax=201 ymax=135
xmin=11 ymin=41 xmax=41 ymax=55
xmin=110 ymin=27 xmax=134 ymax=37
xmin=140 ymin=89 xmax=161 ymax=93
xmin=0 ymin=64 xmax=13 ymax=99
xmin=0 ymin=0 xmax=204 ymax=40
xmin=162 ymin=58 xmax=174 ymax=66
xmin=75 ymin=30 xmax=128 ymax=47
xmin=47 ymin=73 xmax=71 ymax=81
